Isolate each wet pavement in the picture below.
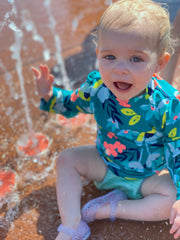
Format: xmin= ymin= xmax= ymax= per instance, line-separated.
xmin=0 ymin=0 xmax=180 ymax=239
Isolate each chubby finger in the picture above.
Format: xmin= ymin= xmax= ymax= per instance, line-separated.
xmin=173 ymin=227 xmax=180 ymax=239
xmin=40 ymin=64 xmax=46 ymax=79
xmin=32 ymin=67 xmax=40 ymax=78
xmin=49 ymin=74 xmax=54 ymax=84
xmin=170 ymin=216 xmax=180 ymax=236
xmin=44 ymin=65 xmax=50 ymax=80
xmin=170 ymin=222 xmax=178 ymax=235
xmin=40 ymin=64 xmax=49 ymax=80
xmin=170 ymin=208 xmax=176 ymax=224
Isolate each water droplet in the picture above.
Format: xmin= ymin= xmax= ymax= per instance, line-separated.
xmin=33 ymin=158 xmax=38 ymax=163
xmin=8 ymin=0 xmax=14 ymax=4
xmin=8 ymin=21 xmax=23 ymax=35
xmin=43 ymin=49 xmax=50 ymax=61
xmin=6 ymin=107 xmax=13 ymax=116
xmin=13 ymin=93 xmax=19 ymax=100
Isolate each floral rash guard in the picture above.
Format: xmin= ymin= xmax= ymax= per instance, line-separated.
xmin=40 ymin=71 xmax=180 ymax=200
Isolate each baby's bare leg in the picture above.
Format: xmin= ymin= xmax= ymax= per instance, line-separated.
xmin=94 ymin=170 xmax=176 ymax=221
xmin=55 ymin=145 xmax=107 ymax=240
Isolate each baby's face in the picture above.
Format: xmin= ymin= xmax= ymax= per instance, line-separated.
xmin=96 ymin=26 xmax=165 ymax=101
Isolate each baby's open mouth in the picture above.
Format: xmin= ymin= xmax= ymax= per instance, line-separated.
xmin=114 ymin=82 xmax=132 ymax=91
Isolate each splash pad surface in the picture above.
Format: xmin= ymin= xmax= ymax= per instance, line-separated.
xmin=0 ymin=0 xmax=180 ymax=239
xmin=17 ymin=133 xmax=50 ymax=156
xmin=0 ymin=169 xmax=16 ymax=199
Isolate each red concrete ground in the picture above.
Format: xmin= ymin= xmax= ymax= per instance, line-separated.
xmin=0 ymin=0 xmax=180 ymax=239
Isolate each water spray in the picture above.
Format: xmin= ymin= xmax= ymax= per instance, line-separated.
xmin=7 ymin=1 xmax=50 ymax=156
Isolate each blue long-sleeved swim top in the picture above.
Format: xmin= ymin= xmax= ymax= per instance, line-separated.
xmin=40 ymin=71 xmax=180 ymax=200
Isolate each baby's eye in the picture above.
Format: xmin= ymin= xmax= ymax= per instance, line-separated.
xmin=104 ymin=55 xmax=116 ymax=60
xmin=130 ymin=56 xmax=143 ymax=62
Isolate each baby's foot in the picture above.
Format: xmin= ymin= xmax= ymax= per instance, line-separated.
xmin=82 ymin=189 xmax=127 ymax=222
xmin=55 ymin=231 xmax=71 ymax=240
xmin=57 ymin=220 xmax=90 ymax=240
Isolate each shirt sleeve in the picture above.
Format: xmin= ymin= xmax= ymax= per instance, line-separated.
xmin=163 ymin=98 xmax=180 ymax=200
xmin=39 ymin=71 xmax=98 ymax=118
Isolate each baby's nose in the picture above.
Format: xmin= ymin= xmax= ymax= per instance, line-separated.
xmin=113 ymin=60 xmax=129 ymax=74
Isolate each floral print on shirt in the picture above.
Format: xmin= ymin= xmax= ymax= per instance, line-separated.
xmin=40 ymin=71 xmax=180 ymax=200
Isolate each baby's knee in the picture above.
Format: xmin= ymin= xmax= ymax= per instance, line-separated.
xmin=56 ymin=148 xmax=74 ymax=168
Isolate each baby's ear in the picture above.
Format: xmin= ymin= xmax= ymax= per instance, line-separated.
xmin=155 ymin=52 xmax=170 ymax=73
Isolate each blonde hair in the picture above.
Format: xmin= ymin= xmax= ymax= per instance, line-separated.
xmin=94 ymin=0 xmax=175 ymax=56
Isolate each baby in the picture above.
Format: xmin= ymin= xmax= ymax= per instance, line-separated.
xmin=32 ymin=0 xmax=180 ymax=239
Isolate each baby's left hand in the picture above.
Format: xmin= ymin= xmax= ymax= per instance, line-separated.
xmin=170 ymin=199 xmax=180 ymax=239
xmin=32 ymin=64 xmax=54 ymax=101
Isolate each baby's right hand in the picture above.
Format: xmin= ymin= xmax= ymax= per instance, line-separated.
xmin=32 ymin=64 xmax=54 ymax=102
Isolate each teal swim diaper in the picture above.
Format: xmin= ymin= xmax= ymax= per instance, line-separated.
xmin=94 ymin=169 xmax=145 ymax=199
